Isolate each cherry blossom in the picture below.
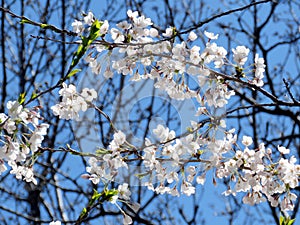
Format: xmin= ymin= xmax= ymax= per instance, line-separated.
xmin=118 ymin=183 xmax=131 ymax=200
xmin=232 ymin=46 xmax=250 ymax=66
xmin=7 ymin=101 xmax=28 ymax=121
xmin=162 ymin=27 xmax=173 ymax=37
xmin=71 ymin=20 xmax=83 ymax=34
xmin=49 ymin=221 xmax=61 ymax=225
xmin=83 ymin=12 xmax=94 ymax=25
xmin=111 ymin=28 xmax=125 ymax=43
xmin=242 ymin=135 xmax=253 ymax=147
xmin=252 ymin=53 xmax=266 ymax=86
xmin=278 ymin=146 xmax=290 ymax=154
xmin=204 ymin=30 xmax=219 ymax=40
xmin=188 ymin=31 xmax=197 ymax=41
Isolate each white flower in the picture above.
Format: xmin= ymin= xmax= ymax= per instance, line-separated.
xmin=51 ymin=83 xmax=93 ymax=120
xmin=123 ymin=214 xmax=133 ymax=225
xmin=242 ymin=136 xmax=253 ymax=147
xmin=133 ymin=15 xmax=152 ymax=28
xmin=172 ymin=42 xmax=187 ymax=61
xmin=84 ymin=12 xmax=94 ymax=25
xmin=149 ymin=28 xmax=159 ymax=37
xmin=49 ymin=221 xmax=61 ymax=225
xmin=162 ymin=27 xmax=173 ymax=37
xmin=109 ymin=195 xmax=118 ymax=204
xmin=111 ymin=28 xmax=125 ymax=43
xmin=118 ymin=183 xmax=131 ymax=200
xmin=219 ymin=119 xmax=226 ymax=128
xmin=7 ymin=101 xmax=28 ymax=121
xmin=201 ymin=42 xmax=227 ymax=68
xmin=7 ymin=101 xmax=22 ymax=118
xmin=113 ymin=130 xmax=126 ymax=146
xmin=181 ymin=181 xmax=195 ymax=196
xmin=104 ymin=68 xmax=114 ymax=79
xmin=127 ymin=10 xmax=139 ymax=20
xmin=37 ymin=123 xmax=49 ymax=135
xmin=166 ymin=171 xmax=179 ymax=183
xmin=196 ymin=174 xmax=206 ymax=185
xmin=188 ymin=31 xmax=197 ymax=41
xmin=71 ymin=20 xmax=83 ymax=33
xmin=153 ymin=124 xmax=175 ymax=142
xmin=254 ymin=53 xmax=265 ymax=79
xmin=232 ymin=46 xmax=250 ymax=65
xmin=277 ymin=146 xmax=290 ymax=154
xmin=0 ymin=113 xmax=8 ymax=123
xmin=10 ymin=163 xmax=37 ymax=185
xmin=89 ymin=174 xmax=100 ymax=184
xmin=251 ymin=77 xmax=264 ymax=87
xmin=100 ymin=20 xmax=109 ymax=35
xmin=59 ymin=83 xmax=77 ymax=98
xmin=0 ymin=161 xmax=7 ymax=174
xmin=117 ymin=21 xmax=132 ymax=30
xmin=2 ymin=117 xmax=16 ymax=134
xmin=251 ymin=53 xmax=266 ymax=87
xmin=28 ymin=123 xmax=49 ymax=152
xmin=169 ymin=186 xmax=180 ymax=197
xmin=280 ymin=193 xmax=297 ymax=211
xmin=81 ymin=88 xmax=97 ymax=102
xmin=204 ymin=30 xmax=219 ymax=40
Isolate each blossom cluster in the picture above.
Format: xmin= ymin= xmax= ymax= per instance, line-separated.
xmin=85 ymin=124 xmax=299 ymax=216
xmin=5 ymin=8 xmax=293 ymax=225
xmin=220 ymin=138 xmax=299 ymax=210
xmin=51 ymin=83 xmax=97 ymax=120
xmin=67 ymin=10 xmax=298 ymax=220
xmin=72 ymin=11 xmax=109 ymax=36
xmin=76 ymin=10 xmax=265 ymax=106
xmin=84 ymin=130 xmax=128 ymax=184
xmin=0 ymin=101 xmax=49 ymax=184
xmin=0 ymin=5 xmax=295 ymax=225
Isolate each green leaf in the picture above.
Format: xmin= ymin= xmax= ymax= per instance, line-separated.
xmin=280 ymin=215 xmax=285 ymax=225
xmin=88 ymin=20 xmax=101 ymax=44
xmin=71 ymin=43 xmax=85 ymax=67
xmin=135 ymin=172 xmax=150 ymax=179
xmin=30 ymin=92 xmax=38 ymax=100
xmin=186 ymin=127 xmax=193 ymax=132
xmin=105 ymin=189 xmax=118 ymax=196
xmin=288 ymin=219 xmax=295 ymax=225
xmin=81 ymin=36 xmax=89 ymax=46
xmin=66 ymin=69 xmax=81 ymax=79
xmin=280 ymin=215 xmax=296 ymax=225
xmin=197 ymin=150 xmax=204 ymax=155
xmin=172 ymin=27 xmax=177 ymax=36
xmin=103 ymin=188 xmax=118 ymax=202
xmin=80 ymin=207 xmax=87 ymax=217
xmin=20 ymin=19 xmax=31 ymax=24
xmin=40 ymin=23 xmax=48 ymax=29
xmin=18 ymin=92 xmax=26 ymax=104
xmin=95 ymin=148 xmax=111 ymax=155
xmin=91 ymin=189 xmax=103 ymax=201
xmin=70 ymin=20 xmax=102 ymax=69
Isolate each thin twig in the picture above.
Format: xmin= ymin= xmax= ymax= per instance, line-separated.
xmin=178 ymin=0 xmax=273 ymax=35
xmin=0 ymin=6 xmax=77 ymax=36
xmin=283 ymin=78 xmax=300 ymax=104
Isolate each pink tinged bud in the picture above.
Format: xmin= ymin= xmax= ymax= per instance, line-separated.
xmin=81 ymin=174 xmax=91 ymax=179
